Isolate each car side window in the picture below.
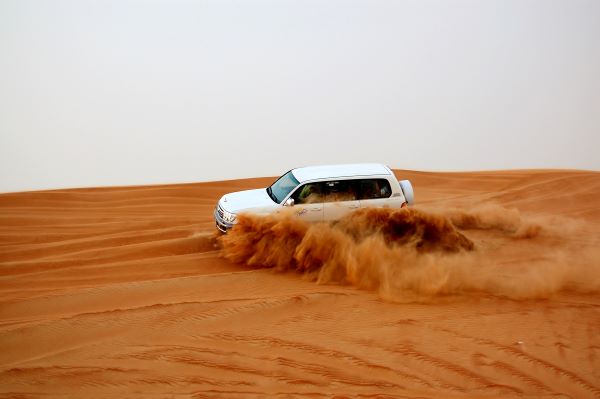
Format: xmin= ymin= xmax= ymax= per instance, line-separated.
xmin=358 ymin=179 xmax=392 ymax=200
xmin=291 ymin=183 xmax=325 ymax=204
xmin=324 ymin=180 xmax=358 ymax=203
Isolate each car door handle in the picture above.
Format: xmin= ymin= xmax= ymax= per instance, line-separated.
xmin=309 ymin=207 xmax=322 ymax=211
xmin=348 ymin=204 xmax=360 ymax=209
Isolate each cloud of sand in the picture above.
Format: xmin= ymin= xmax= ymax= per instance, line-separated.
xmin=219 ymin=205 xmax=600 ymax=302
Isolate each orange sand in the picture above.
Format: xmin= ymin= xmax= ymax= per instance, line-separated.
xmin=1 ymin=170 xmax=599 ymax=398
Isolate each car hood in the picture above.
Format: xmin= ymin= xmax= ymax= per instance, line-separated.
xmin=219 ymin=188 xmax=277 ymax=213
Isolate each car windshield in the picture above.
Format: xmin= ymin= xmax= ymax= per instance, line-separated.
xmin=268 ymin=170 xmax=300 ymax=204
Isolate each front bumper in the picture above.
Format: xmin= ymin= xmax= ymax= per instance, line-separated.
xmin=214 ymin=206 xmax=234 ymax=233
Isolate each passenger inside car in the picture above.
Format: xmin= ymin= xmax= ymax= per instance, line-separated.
xmin=293 ymin=183 xmax=324 ymax=204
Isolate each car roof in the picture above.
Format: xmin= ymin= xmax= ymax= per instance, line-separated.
xmin=291 ymin=163 xmax=392 ymax=183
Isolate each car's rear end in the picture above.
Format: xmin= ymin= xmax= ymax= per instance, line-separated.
xmin=398 ymin=179 xmax=415 ymax=206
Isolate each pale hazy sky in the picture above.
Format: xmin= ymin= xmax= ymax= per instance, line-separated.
xmin=1 ymin=0 xmax=599 ymax=192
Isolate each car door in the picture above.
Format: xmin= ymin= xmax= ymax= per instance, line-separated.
xmin=322 ymin=180 xmax=361 ymax=222
xmin=289 ymin=182 xmax=324 ymax=222
xmin=357 ymin=178 xmax=398 ymax=209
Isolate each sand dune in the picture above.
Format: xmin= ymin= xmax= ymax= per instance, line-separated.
xmin=1 ymin=170 xmax=599 ymax=398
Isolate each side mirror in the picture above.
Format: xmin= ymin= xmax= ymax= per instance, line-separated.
xmin=284 ymin=198 xmax=295 ymax=207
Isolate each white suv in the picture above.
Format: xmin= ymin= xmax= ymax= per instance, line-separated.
xmin=214 ymin=163 xmax=414 ymax=233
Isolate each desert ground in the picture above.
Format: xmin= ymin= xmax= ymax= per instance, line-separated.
xmin=1 ymin=169 xmax=599 ymax=398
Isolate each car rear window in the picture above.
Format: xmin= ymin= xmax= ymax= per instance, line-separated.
xmin=324 ymin=180 xmax=358 ymax=202
xmin=357 ymin=179 xmax=392 ymax=200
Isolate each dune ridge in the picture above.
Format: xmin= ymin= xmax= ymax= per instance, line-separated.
xmin=1 ymin=169 xmax=599 ymax=398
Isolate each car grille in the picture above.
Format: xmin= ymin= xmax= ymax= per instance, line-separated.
xmin=217 ymin=204 xmax=224 ymax=219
